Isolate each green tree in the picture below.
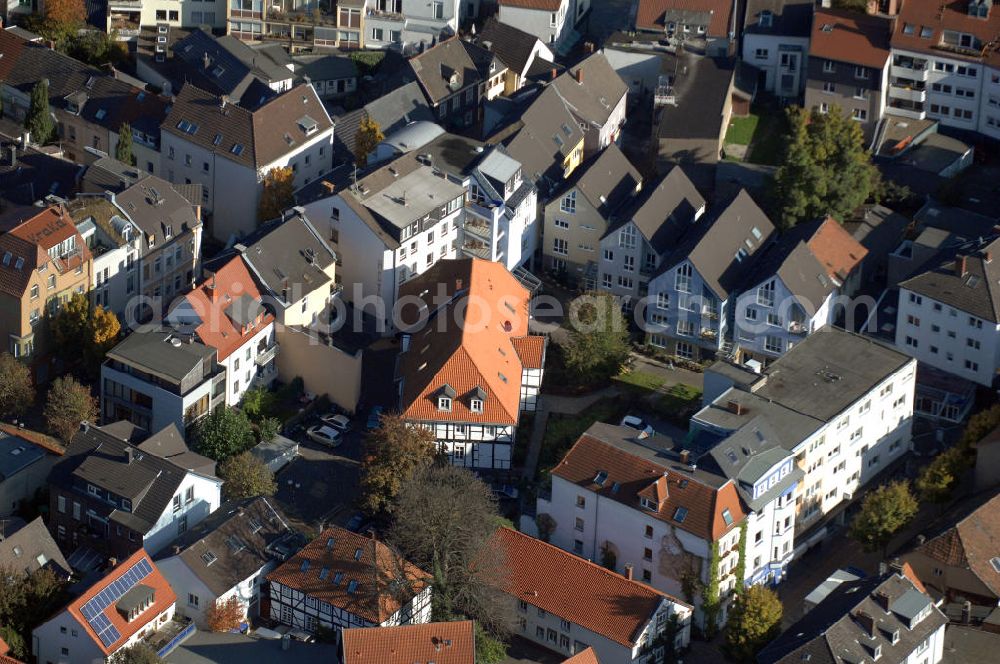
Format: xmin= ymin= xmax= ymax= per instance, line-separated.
xmin=44 ymin=376 xmax=96 ymax=443
xmin=218 ymin=452 xmax=276 ymax=500
xmin=115 ymin=122 xmax=134 ymax=165
xmin=962 ymin=403 xmax=1000 ymax=447
xmin=0 ymin=353 xmax=34 ymax=420
xmin=257 ymin=166 xmax=295 ymax=222
xmin=354 ymin=113 xmax=384 ymax=164
xmin=360 ymin=413 xmax=437 ymax=517
xmin=0 ymin=624 xmax=24 ymax=660
xmin=42 ymin=0 xmax=85 ymax=43
xmin=191 ymin=407 xmax=255 ymax=461
xmin=51 ymin=292 xmax=90 ymax=356
xmin=916 ymin=447 xmax=970 ymax=506
xmin=240 ymin=386 xmax=276 ymax=421
xmin=849 ymin=480 xmax=919 ymax=557
xmin=257 ymin=416 xmax=281 ymax=443
xmin=0 ymin=566 xmax=69 ymax=659
xmin=562 ymin=292 xmax=631 ymax=385
xmin=769 ymin=106 xmax=880 ymax=229
xmin=724 ymin=584 xmax=784 ymax=663
xmin=109 ymin=643 xmax=161 ymax=664
xmin=832 ymin=0 xmax=869 ymax=10
xmin=388 ymin=466 xmax=511 ymax=637
xmin=25 ymin=79 xmax=54 ymax=145
xmin=474 ymin=622 xmax=507 ymax=664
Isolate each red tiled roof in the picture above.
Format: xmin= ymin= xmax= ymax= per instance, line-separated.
xmin=398 ymin=259 xmax=543 ymax=426
xmin=892 ymin=0 xmax=1000 ymax=67
xmin=493 ymin=528 xmax=689 ymax=647
xmin=810 ymin=9 xmax=891 ymax=69
xmin=916 ymin=492 xmax=1000 ymax=596
xmin=511 ymin=335 xmax=545 ymax=369
xmin=635 ymin=0 xmax=733 ymax=38
xmin=900 ymin=561 xmax=928 ymax=594
xmin=0 ymin=423 xmax=65 ymax=456
xmin=551 ymin=432 xmax=746 ymax=541
xmin=66 ymin=549 xmax=177 ymax=656
xmin=0 ymin=206 xmax=92 ymax=298
xmin=807 ymin=217 xmax=868 ymax=282
xmin=178 ymin=256 xmax=274 ymax=361
xmin=563 ymin=648 xmax=601 ymax=664
xmin=341 ymin=621 xmax=475 ymax=664
xmin=266 ymin=526 xmax=430 ymax=625
xmin=500 ymin=0 xmax=562 ymax=8
xmin=0 ymin=633 xmax=21 ymax=664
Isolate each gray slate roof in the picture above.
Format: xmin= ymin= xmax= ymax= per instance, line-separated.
xmin=0 ymin=516 xmax=71 ymax=578
xmin=757 ymin=572 xmax=947 ymax=664
xmin=612 ymin=166 xmax=705 ymax=253
xmin=51 ymin=426 xmax=195 ymax=534
xmin=899 ymin=235 xmax=1000 ymax=323
xmin=106 ymin=327 xmax=217 ymax=387
xmin=478 ymin=17 xmax=546 ymax=76
xmin=505 ymin=85 xmax=585 ymax=188
xmin=744 ymin=0 xmax=813 ymax=36
xmin=114 ymin=174 xmax=201 ymax=247
xmin=408 ymin=38 xmax=496 ymax=105
xmin=158 ymin=496 xmax=293 ymax=597
xmin=551 ymin=52 xmax=628 ymax=127
xmin=295 ymin=54 xmax=358 ymax=82
xmin=551 ymin=143 xmax=641 ymax=214
xmin=754 ymin=327 xmax=913 ymax=423
xmin=658 ymin=189 xmax=775 ymax=298
xmin=333 ymin=81 xmax=434 ymax=161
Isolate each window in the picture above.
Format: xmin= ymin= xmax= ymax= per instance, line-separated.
xmin=854 ymin=66 xmax=868 ymax=79
xmin=619 ymin=226 xmax=637 ymax=250
xmin=921 ymin=26 xmax=934 ymax=38
xmin=642 ymin=569 xmax=652 ymax=582
xmin=57 ymin=495 xmax=66 ymax=513
xmin=644 ymin=547 xmax=652 ymax=561
xmin=560 ymin=191 xmax=576 ymax=214
xmin=602 ymin=274 xmax=612 ymax=289
xmin=173 ymin=495 xmax=181 ymax=513
xmin=755 ymin=48 xmax=768 ymax=60
xmin=432 ymin=0 xmax=443 ymax=19
xmin=47 ymin=274 xmax=55 ymax=289
xmin=188 ymin=593 xmax=199 ymax=607
xmin=764 ymin=335 xmax=783 ymax=354
xmin=645 ymin=525 xmax=653 ymax=538
xmin=656 ymin=292 xmax=669 ymax=309
xmin=554 ymin=219 xmax=569 ymax=229
xmin=822 ymin=81 xmax=835 ymax=93
xmin=823 ymin=60 xmax=835 ymax=73
xmin=965 ymin=360 xmax=980 ymax=372
xmin=675 ymin=263 xmax=692 ymax=293
xmin=603 ymin=249 xmax=613 ymax=261
xmin=30 ymin=285 xmax=38 ymax=300
xmin=438 ymin=396 xmax=451 ymax=411
xmin=576 ymin=495 xmax=586 ymax=508
xmin=757 ymin=281 xmax=775 ymax=307
xmin=552 ymin=238 xmax=568 ymax=255
xmin=574 ymin=517 xmax=584 ymax=531
xmin=766 ymin=312 xmax=782 ymax=327
xmin=549 ymin=11 xmax=557 ymax=26
xmin=852 ymin=108 xmax=868 ymax=121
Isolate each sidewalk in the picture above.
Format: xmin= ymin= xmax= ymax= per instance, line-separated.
xmin=520 ymin=386 xmax=620 ymax=480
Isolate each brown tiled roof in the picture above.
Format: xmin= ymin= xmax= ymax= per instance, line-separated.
xmin=494 ymin=528 xmax=689 ymax=647
xmin=500 ymin=0 xmax=562 ymax=9
xmin=65 ymin=549 xmax=177 ymax=656
xmin=511 ymin=335 xmax=545 ymax=369
xmin=408 ymin=38 xmax=485 ymax=106
xmin=398 ymin=259 xmax=543 ymax=426
xmin=806 ymin=216 xmax=868 ymax=282
xmin=341 ymin=621 xmax=475 ymax=664
xmin=916 ymin=492 xmax=1000 ymax=596
xmin=0 ymin=423 xmax=64 ymax=456
xmin=266 ymin=526 xmax=430 ymax=625
xmin=551 ymin=52 xmax=629 ymax=127
xmin=563 ymin=648 xmax=601 ymax=664
xmin=810 ymin=8 xmax=890 ymax=69
xmin=892 ymin=0 xmax=1000 ymax=67
xmin=635 ymin=0 xmax=733 ymax=38
xmin=551 ymin=428 xmax=747 ymax=541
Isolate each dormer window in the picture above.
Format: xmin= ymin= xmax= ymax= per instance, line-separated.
xmin=759 ymin=10 xmax=772 ymax=27
xmin=470 ymin=399 xmax=483 ymax=413
xmin=640 ymin=497 xmax=659 ymax=511
xmin=438 ymin=396 xmax=452 ymax=411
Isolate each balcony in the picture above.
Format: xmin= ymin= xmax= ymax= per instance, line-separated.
xmin=463 ymin=239 xmax=491 ymax=260
xmin=788 ymin=321 xmax=808 ymax=335
xmin=255 ymin=344 xmax=279 ymax=366
xmin=887 ymin=101 xmax=926 ymax=120
xmin=463 ymin=219 xmax=493 ymax=242
xmin=888 ymin=84 xmax=926 ymax=103
xmin=890 ymin=61 xmax=929 ymax=82
xmin=108 ymin=0 xmax=141 ymax=7
xmin=700 ymin=328 xmax=717 ymax=341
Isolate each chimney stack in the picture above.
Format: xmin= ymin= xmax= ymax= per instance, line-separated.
xmin=8 ymin=145 xmax=15 ymax=168
xmin=575 ymin=68 xmax=584 ymax=84
xmin=624 ymin=564 xmax=633 ymax=581
xmin=203 ymin=52 xmax=211 ymax=69
xmin=727 ymin=400 xmax=744 ymax=416
xmin=679 ymin=449 xmax=690 ymax=465
xmin=955 ymin=255 xmax=967 ymax=277
xmin=855 ymin=610 xmax=876 ymax=637
xmin=455 ymin=278 xmax=463 ymax=290
xmin=551 ymin=67 xmax=557 ymax=81
xmin=874 ymin=590 xmax=891 ymax=612
xmin=107 ymin=557 xmax=118 ymax=571
xmin=125 ymin=447 xmax=135 ymax=464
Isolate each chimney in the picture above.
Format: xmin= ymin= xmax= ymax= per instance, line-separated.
xmin=955 ymin=255 xmax=967 ymax=277
xmin=20 ymin=131 xmax=29 ymax=148
xmin=172 ymin=545 xmax=182 ymax=555
xmin=80 ymin=421 xmax=90 ymax=433
xmin=455 ymin=278 xmax=463 ymax=290
xmin=962 ymin=600 xmax=972 ymax=624
xmin=855 ymin=610 xmax=876 ymax=637
xmin=575 ymin=68 xmax=584 ymax=84
xmin=874 ymin=590 xmax=891 ymax=612
xmin=125 ymin=447 xmax=135 ymax=464
xmin=679 ymin=449 xmax=691 ymax=465
xmin=220 ymin=95 xmax=229 ymax=110
xmin=203 ymin=52 xmax=211 ymax=69
xmin=985 ymin=250 xmax=992 ymax=263
xmin=624 ymin=564 xmax=633 ymax=581
xmin=107 ymin=557 xmax=118 ymax=571
xmin=551 ymin=67 xmax=557 ymax=81
xmin=888 ymin=558 xmax=904 ymax=575
xmin=727 ymin=399 xmax=744 ymax=416
xmin=8 ymin=145 xmax=15 ymax=168
xmin=322 ymin=180 xmax=336 ymax=194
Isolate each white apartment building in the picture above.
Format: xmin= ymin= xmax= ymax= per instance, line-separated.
xmin=463 ymin=148 xmax=538 ymax=270
xmin=71 ymin=196 xmax=141 ymax=319
xmin=499 ymin=0 xmax=570 ymax=46
xmin=732 ymin=216 xmax=867 ymax=363
xmin=108 ymin=0 xmax=228 ymax=38
xmin=302 ymin=152 xmax=466 ymax=326
xmin=365 ymin=0 xmax=463 ymax=50
xmin=537 ymin=422 xmax=749 ymax=629
xmin=494 ymin=526 xmax=692 ymax=663
xmin=895 ymin=238 xmax=1000 ymax=388
xmin=694 ymin=327 xmax=917 ymax=541
xmin=888 ymin=0 xmax=1000 ymax=141
xmin=742 ymin=0 xmax=812 ymax=97
xmin=160 ymin=83 xmax=333 ymax=243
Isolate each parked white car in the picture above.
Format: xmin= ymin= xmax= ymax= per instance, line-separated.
xmin=320 ymin=413 xmax=351 ymax=432
xmin=620 ymin=415 xmax=655 ymax=438
xmin=306 ymin=425 xmax=343 ymax=448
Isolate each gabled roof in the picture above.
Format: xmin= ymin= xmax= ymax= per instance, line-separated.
xmin=65 ymin=549 xmax=176 ymax=656
xmin=611 ymin=166 xmax=704 ymax=254
xmin=563 ymin=648 xmax=601 ymax=664
xmin=0 ymin=136 xmax=82 ymax=211
xmin=174 ymin=256 xmax=274 ymax=361
xmin=408 ymin=38 xmax=494 ymax=106
xmin=658 ymin=189 xmax=775 ymax=298
xmin=810 ymin=8 xmax=891 ymax=69
xmin=398 ymin=259 xmax=542 ymax=425
xmin=550 ymin=52 xmax=628 ymax=127
xmin=806 ymin=216 xmax=868 ymax=283
xmin=635 ymin=0 xmax=734 ymax=38
xmin=0 ymin=206 xmax=91 ymax=299
xmin=478 ymin=18 xmax=547 ymax=76
xmin=266 ymin=526 xmax=430 ymax=625
xmin=915 ymin=491 xmax=1000 ymax=596
xmin=113 ymin=174 xmax=201 ymax=248
xmin=238 ymin=211 xmax=336 ymax=307
xmin=744 ymin=0 xmax=812 ymax=36
xmin=552 ymin=422 xmax=747 ymax=541
xmin=551 ymin=143 xmax=642 ymax=215
xmin=161 ymin=83 xmax=332 ymax=170
xmin=50 ymin=425 xmax=198 ymax=534
xmin=136 ymin=423 xmax=216 ymax=477
xmin=0 ymin=517 xmax=71 ymax=578
xmin=341 ymin=621 xmax=475 ymax=664
xmin=757 ymin=572 xmax=947 ymax=664
xmin=160 ymin=497 xmax=292 ymax=597
xmin=900 ymin=236 xmax=1000 ymax=323
xmin=331 ymin=82 xmax=435 ymax=161
xmin=505 ymin=85 xmax=584 ymax=186
xmin=494 ymin=527 xmax=690 ymax=647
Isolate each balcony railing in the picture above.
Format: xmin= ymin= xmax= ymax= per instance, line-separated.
xmin=788 ymin=321 xmax=807 ymax=335
xmin=255 ymin=344 xmax=279 ymax=366
xmin=890 ymin=61 xmax=929 ymax=81
xmin=464 ymin=220 xmax=492 ymax=241
xmin=888 ymin=85 xmax=926 ymax=103
xmin=700 ymin=329 xmax=717 ymax=340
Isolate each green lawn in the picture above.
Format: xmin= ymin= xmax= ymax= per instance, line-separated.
xmin=656 ymin=384 xmax=703 ymax=424
xmin=613 ymin=370 xmax=666 ymax=393
xmin=725 ymin=114 xmax=760 ymax=146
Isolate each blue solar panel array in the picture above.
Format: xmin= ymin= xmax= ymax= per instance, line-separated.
xmin=79 ymin=558 xmax=154 ymax=648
